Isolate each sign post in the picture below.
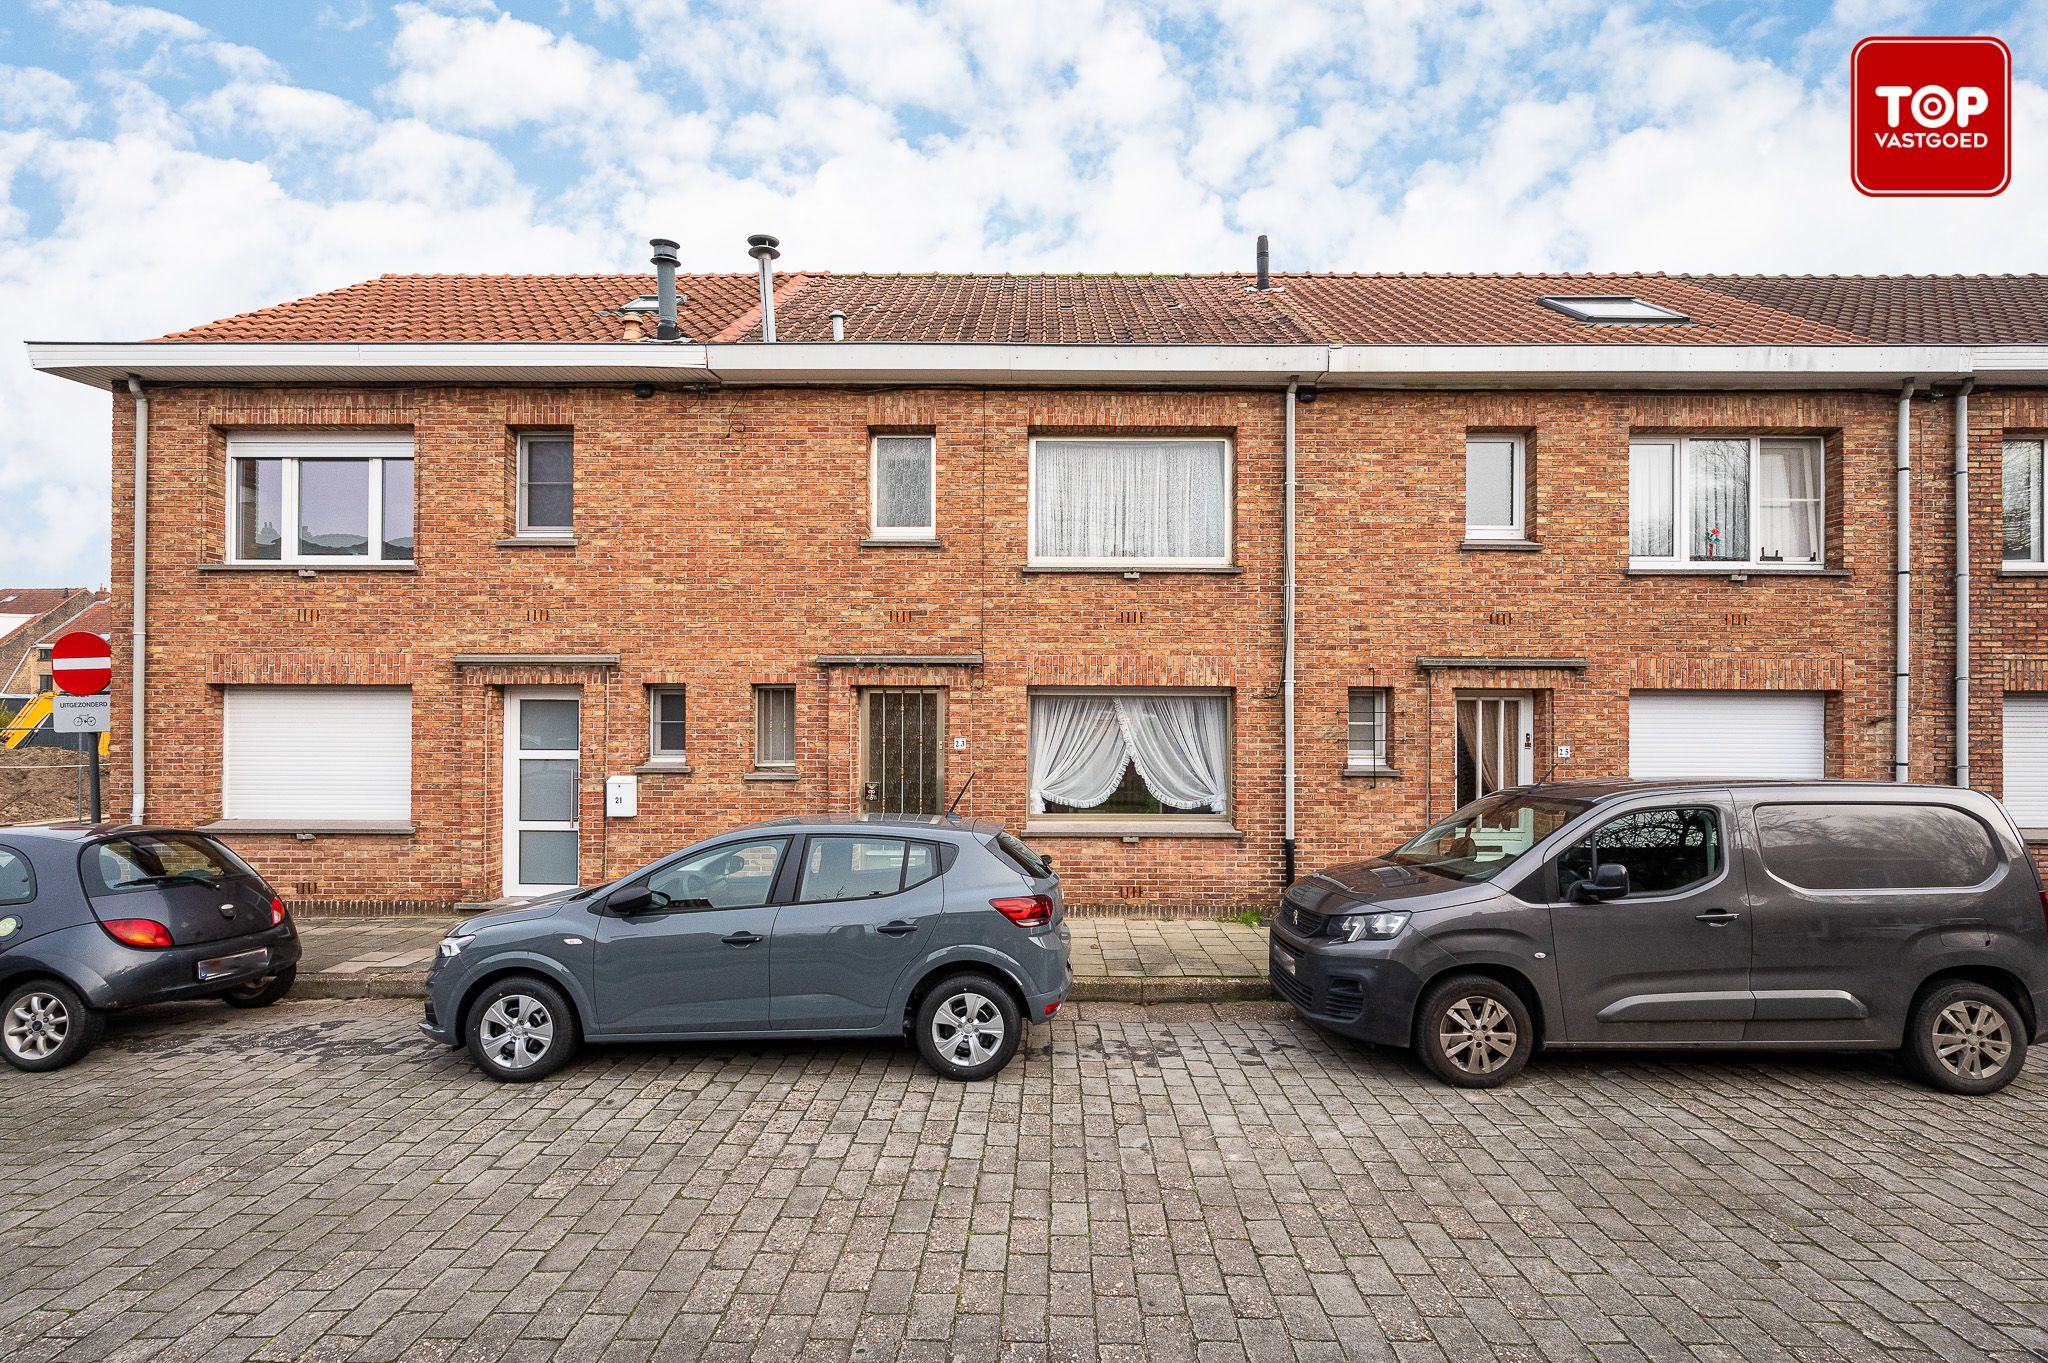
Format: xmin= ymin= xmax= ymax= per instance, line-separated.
xmin=51 ymin=632 xmax=111 ymax=824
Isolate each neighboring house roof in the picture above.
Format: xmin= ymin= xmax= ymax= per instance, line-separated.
xmin=0 ymin=589 xmax=107 ymax=698
xmin=34 ymin=599 xmax=111 ymax=646
xmin=141 ymin=271 xmax=2048 ymax=348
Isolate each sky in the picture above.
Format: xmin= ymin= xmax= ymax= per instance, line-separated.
xmin=2 ymin=0 xmax=2046 ymax=588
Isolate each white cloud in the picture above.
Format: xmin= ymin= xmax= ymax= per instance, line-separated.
xmin=0 ymin=66 xmax=89 ymax=130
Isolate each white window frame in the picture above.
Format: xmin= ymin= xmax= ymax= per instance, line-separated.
xmin=869 ymin=433 xmax=937 ymax=541
xmin=1346 ymin=688 xmax=1392 ymax=772
xmin=648 ymin=686 xmax=686 ymax=761
xmin=1628 ymin=435 xmax=1825 ymax=571
xmin=1026 ymin=436 xmax=1234 ymax=569
xmin=225 ymin=432 xmax=416 ymax=566
xmin=2004 ymin=437 xmax=2047 ymax=571
xmin=1026 ymin=686 xmax=1233 ymax=825
xmin=1464 ymin=434 xmax=1525 ymax=540
xmin=754 ymin=685 xmax=796 ymax=769
xmin=516 ymin=430 xmax=574 ymax=537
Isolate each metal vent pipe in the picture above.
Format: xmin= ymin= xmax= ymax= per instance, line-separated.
xmin=649 ymin=238 xmax=680 ymax=341
xmin=1255 ymin=234 xmax=1271 ymax=291
xmin=748 ymin=234 xmax=781 ymax=342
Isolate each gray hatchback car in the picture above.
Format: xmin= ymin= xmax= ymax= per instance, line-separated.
xmin=1273 ymin=781 xmax=2048 ymax=1094
xmin=422 ymin=815 xmax=1071 ymax=1082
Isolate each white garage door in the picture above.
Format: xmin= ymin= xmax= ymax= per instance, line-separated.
xmin=224 ymin=686 xmax=413 ymax=821
xmin=2004 ymin=696 xmax=2048 ymax=826
xmin=1629 ymin=691 xmax=1825 ymax=780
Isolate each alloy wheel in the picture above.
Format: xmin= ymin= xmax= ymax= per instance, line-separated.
xmin=479 ymin=994 xmax=555 ymax=1071
xmin=1439 ymin=995 xmax=1518 ymax=1076
xmin=1931 ymin=1000 xmax=2012 ymax=1081
xmin=930 ymin=991 xmax=1005 ymax=1069
xmin=4 ymin=992 xmax=70 ymax=1061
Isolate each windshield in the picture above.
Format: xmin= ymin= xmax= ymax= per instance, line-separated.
xmin=1386 ymin=792 xmax=1590 ymax=883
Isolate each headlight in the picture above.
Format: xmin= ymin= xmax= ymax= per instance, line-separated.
xmin=1329 ymin=910 xmax=1410 ymax=942
xmin=437 ymin=934 xmax=473 ymax=958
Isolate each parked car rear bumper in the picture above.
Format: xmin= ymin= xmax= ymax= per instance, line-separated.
xmin=24 ymin=921 xmax=302 ymax=1010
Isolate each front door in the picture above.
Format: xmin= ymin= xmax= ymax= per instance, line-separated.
xmin=773 ymin=833 xmax=951 ymax=1031
xmin=861 ymin=687 xmax=946 ymax=814
xmin=1454 ymin=693 xmax=1533 ymax=858
xmin=591 ymin=835 xmax=791 ymax=1034
xmin=1547 ymin=798 xmax=1753 ymax=1044
xmin=504 ymin=689 xmax=580 ymax=898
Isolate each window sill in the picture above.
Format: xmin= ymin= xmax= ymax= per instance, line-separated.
xmin=1021 ymin=565 xmax=1244 ymax=577
xmin=1998 ymin=565 xmax=2048 ymax=577
xmin=860 ymin=537 xmax=943 ymax=549
xmin=198 ymin=563 xmax=418 ymax=573
xmin=200 ymin=819 xmax=415 ymax=836
xmin=633 ymin=761 xmax=693 ymax=775
xmin=495 ymin=535 xmax=577 ymax=548
xmin=744 ymin=769 xmax=799 ymax=782
xmin=1461 ymin=539 xmax=1540 ymax=552
xmin=1023 ymin=819 xmax=1242 ymax=839
xmin=1342 ymin=765 xmax=1404 ymax=779
xmin=2022 ymin=827 xmax=2048 ymax=845
xmin=1625 ymin=565 xmax=1847 ymax=578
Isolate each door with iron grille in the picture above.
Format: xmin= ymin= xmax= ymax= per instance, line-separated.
xmin=860 ymin=688 xmax=946 ymax=814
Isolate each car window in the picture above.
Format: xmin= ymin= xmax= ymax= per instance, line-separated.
xmin=1558 ymin=807 xmax=1722 ymax=899
xmin=1756 ymin=803 xmax=1998 ymax=891
xmin=643 ymin=838 xmax=787 ymax=910
xmin=0 ymin=847 xmax=33 ymax=906
xmin=84 ymin=833 xmax=256 ymax=896
xmin=796 ymin=836 xmax=937 ymax=902
xmin=993 ymin=831 xmax=1051 ymax=879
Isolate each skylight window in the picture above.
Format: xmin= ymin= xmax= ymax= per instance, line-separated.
xmin=1539 ymin=295 xmax=1690 ymax=324
xmin=619 ymin=294 xmax=662 ymax=314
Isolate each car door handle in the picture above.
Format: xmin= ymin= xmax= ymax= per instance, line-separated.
xmin=720 ymin=931 xmax=764 ymax=947
xmin=876 ymin=921 xmax=919 ymax=937
xmin=1694 ymin=910 xmax=1741 ymax=926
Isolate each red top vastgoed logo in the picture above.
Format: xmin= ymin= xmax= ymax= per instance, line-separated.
xmin=1852 ymin=36 xmax=2011 ymax=196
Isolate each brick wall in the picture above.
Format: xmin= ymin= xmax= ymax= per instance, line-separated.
xmin=97 ymin=379 xmax=2048 ymax=911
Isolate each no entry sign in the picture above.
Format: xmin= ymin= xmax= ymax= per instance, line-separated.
xmin=50 ymin=631 xmax=111 ymax=696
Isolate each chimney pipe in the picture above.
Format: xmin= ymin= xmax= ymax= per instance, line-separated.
xmin=1255 ymin=234 xmax=1270 ymax=292
xmin=649 ymin=238 xmax=680 ymax=341
xmin=829 ymin=308 xmax=845 ymax=342
xmin=748 ymin=233 xmax=781 ymax=342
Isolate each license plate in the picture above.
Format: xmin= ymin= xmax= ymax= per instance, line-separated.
xmin=197 ymin=947 xmax=270 ymax=982
xmin=1272 ymin=949 xmax=1298 ymax=976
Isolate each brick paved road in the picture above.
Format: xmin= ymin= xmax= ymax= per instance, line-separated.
xmin=2 ymin=998 xmax=2046 ymax=1363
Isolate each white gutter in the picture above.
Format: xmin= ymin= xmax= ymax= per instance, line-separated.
xmin=124 ymin=375 xmax=148 ymax=824
xmin=1282 ymin=378 xmax=1299 ymax=886
xmin=1895 ymin=379 xmax=1915 ymax=783
xmin=1954 ymin=378 xmax=1975 ymax=787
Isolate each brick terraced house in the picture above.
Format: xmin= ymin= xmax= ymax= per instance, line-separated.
xmin=25 ymin=252 xmax=2048 ymax=913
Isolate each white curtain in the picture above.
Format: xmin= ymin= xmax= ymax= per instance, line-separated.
xmin=1029 ymin=694 xmax=1228 ymax=813
xmin=1032 ymin=440 xmax=1228 ymax=561
xmin=1465 ymin=439 xmax=1517 ymax=530
xmin=1757 ymin=441 xmax=1822 ymax=563
xmin=1687 ymin=438 xmax=1750 ymax=561
xmin=874 ymin=436 xmax=933 ymax=532
xmin=2008 ymin=439 xmax=2044 ymax=562
xmin=1629 ymin=442 xmax=1675 ymax=557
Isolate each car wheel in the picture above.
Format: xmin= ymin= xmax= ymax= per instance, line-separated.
xmin=464 ymin=976 xmax=579 ymax=1083
xmin=914 ymin=973 xmax=1022 ymax=1081
xmin=1905 ymin=981 xmax=2029 ymax=1095
xmin=2 ymin=978 xmax=105 ymax=1073
xmin=221 ymin=965 xmax=297 ymax=1009
xmin=1414 ymin=974 xmax=1534 ymax=1089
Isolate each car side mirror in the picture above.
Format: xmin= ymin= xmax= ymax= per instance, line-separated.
xmin=1571 ymin=863 xmax=1631 ymax=904
xmin=609 ymin=885 xmax=661 ymax=915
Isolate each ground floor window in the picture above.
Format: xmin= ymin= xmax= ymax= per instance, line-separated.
xmin=2004 ymin=695 xmax=2048 ymax=826
xmin=223 ymin=686 xmax=412 ymax=821
xmin=1029 ymin=691 xmax=1229 ymax=818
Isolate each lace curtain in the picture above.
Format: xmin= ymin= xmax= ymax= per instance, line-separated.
xmin=1757 ymin=440 xmax=1822 ymax=563
xmin=1029 ymin=694 xmax=1228 ymax=813
xmin=1032 ymin=440 xmax=1229 ymax=561
xmin=1629 ymin=442 xmax=1675 ymax=557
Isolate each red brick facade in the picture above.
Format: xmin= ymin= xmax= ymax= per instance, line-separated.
xmin=98 ymin=378 xmax=2048 ymax=913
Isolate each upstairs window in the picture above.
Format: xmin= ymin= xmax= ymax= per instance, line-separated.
xmin=517 ymin=431 xmax=574 ymax=536
xmin=1030 ymin=437 xmax=1231 ymax=567
xmin=870 ymin=435 xmax=936 ymax=540
xmin=2006 ymin=438 xmax=2045 ymax=566
xmin=1465 ymin=435 xmax=1525 ymax=540
xmin=1630 ymin=436 xmax=1823 ymax=568
xmin=229 ymin=433 xmax=415 ymax=565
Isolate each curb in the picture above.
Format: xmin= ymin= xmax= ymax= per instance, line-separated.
xmin=295 ymin=971 xmax=1275 ymax=1006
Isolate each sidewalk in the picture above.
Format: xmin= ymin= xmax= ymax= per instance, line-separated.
xmin=293 ymin=913 xmax=1274 ymax=1004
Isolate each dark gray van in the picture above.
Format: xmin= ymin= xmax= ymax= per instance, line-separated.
xmin=1271 ymin=781 xmax=2048 ymax=1093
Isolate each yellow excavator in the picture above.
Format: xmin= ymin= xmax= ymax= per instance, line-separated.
xmin=1 ymin=691 xmax=112 ymax=756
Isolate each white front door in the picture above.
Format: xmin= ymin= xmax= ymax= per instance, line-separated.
xmin=504 ymin=688 xmax=581 ymax=898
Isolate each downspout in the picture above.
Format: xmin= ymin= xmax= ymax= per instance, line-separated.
xmin=1282 ymin=377 xmax=1298 ymax=885
xmin=1894 ymin=378 xmax=1914 ymax=783
xmin=124 ymin=375 xmax=148 ymax=823
xmin=1953 ymin=377 xmax=1975 ymax=787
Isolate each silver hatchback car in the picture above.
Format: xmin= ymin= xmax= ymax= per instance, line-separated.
xmin=421 ymin=816 xmax=1071 ymax=1082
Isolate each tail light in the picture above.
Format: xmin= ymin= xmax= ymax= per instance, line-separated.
xmin=2040 ymin=891 xmax=2048 ymax=934
xmin=269 ymin=897 xmax=287 ymax=926
xmin=104 ymin=918 xmax=173 ymax=948
xmin=990 ymin=895 xmax=1054 ymax=928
